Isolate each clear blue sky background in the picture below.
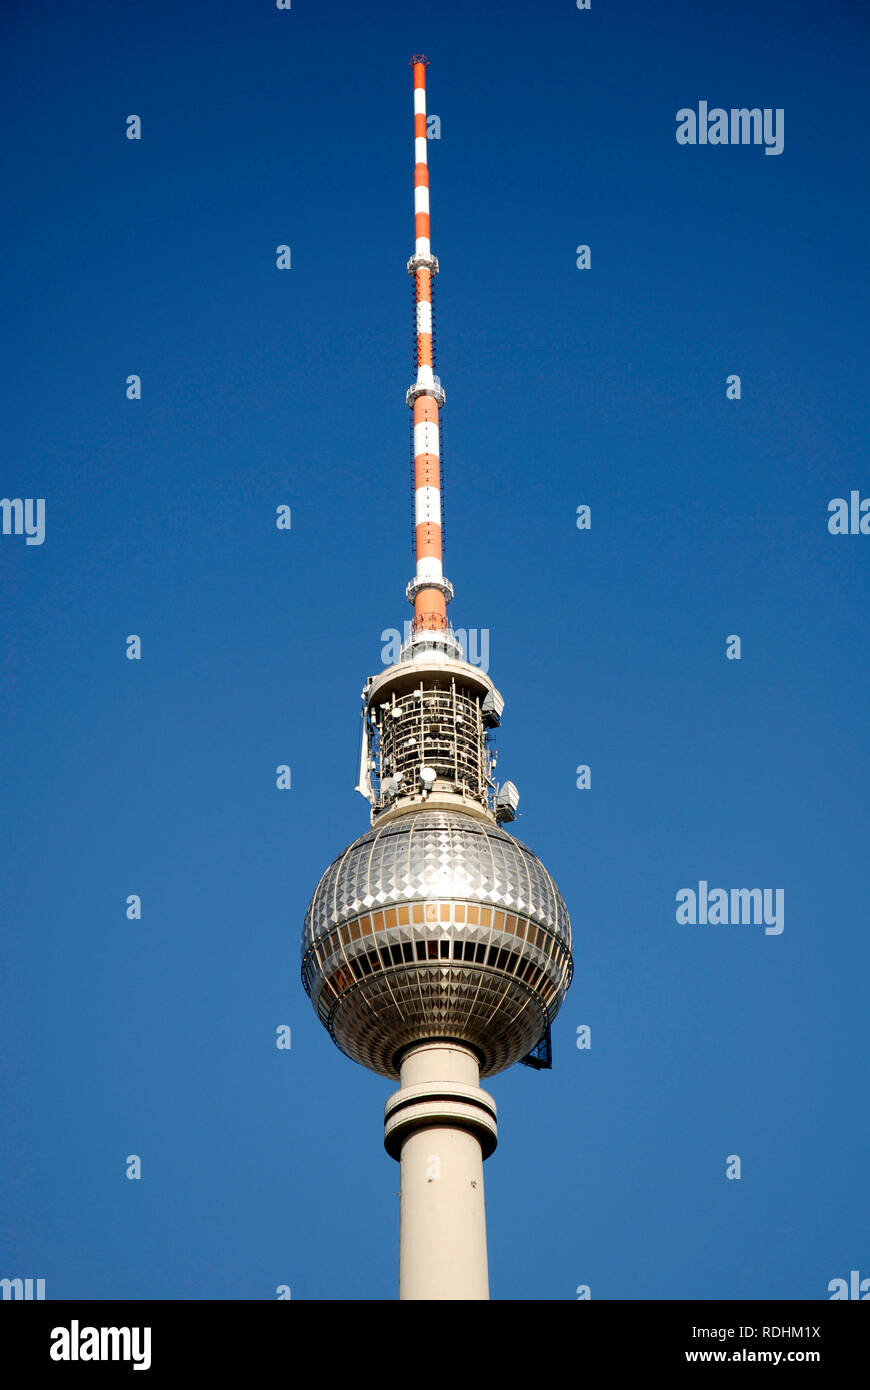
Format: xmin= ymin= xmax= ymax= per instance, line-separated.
xmin=2 ymin=0 xmax=868 ymax=1300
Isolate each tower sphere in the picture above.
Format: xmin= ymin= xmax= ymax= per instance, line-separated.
xmin=302 ymin=808 xmax=573 ymax=1079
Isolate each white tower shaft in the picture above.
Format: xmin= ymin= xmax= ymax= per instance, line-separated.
xmin=385 ymin=1042 xmax=497 ymax=1300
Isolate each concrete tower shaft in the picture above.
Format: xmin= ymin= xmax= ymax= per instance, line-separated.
xmin=386 ymin=1043 xmax=495 ymax=1300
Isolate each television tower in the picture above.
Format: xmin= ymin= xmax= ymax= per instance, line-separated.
xmin=301 ymin=57 xmax=573 ymax=1301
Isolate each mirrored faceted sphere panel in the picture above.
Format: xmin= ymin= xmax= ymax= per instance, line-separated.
xmin=302 ymin=810 xmax=573 ymax=1078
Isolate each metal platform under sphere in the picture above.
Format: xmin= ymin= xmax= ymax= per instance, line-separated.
xmin=302 ymin=809 xmax=573 ymax=1078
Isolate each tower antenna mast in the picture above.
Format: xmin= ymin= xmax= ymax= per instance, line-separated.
xmin=406 ymin=54 xmax=452 ymax=646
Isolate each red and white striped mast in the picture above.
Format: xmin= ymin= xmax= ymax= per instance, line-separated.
xmin=405 ymin=55 xmax=454 ymax=654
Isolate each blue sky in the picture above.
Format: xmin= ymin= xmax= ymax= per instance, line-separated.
xmin=2 ymin=0 xmax=868 ymax=1300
